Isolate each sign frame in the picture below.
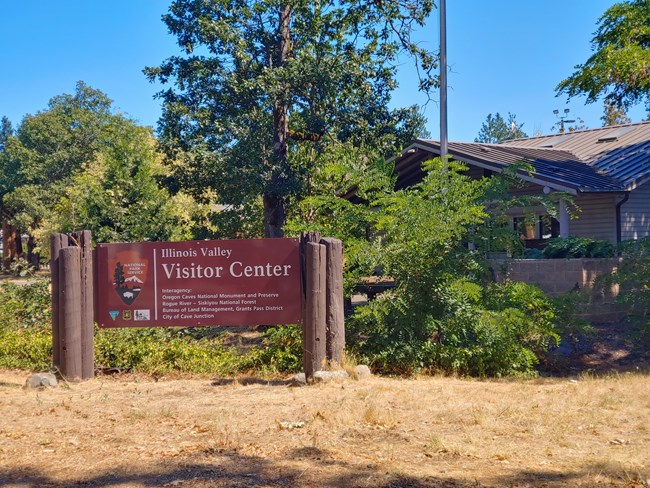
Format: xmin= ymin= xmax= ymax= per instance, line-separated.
xmin=94 ymin=238 xmax=302 ymax=328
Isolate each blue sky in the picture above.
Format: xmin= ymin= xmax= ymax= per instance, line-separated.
xmin=0 ymin=1 xmax=645 ymax=142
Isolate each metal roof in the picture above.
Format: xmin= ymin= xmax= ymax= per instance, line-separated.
xmin=498 ymin=121 xmax=650 ymax=189
xmin=398 ymin=121 xmax=650 ymax=193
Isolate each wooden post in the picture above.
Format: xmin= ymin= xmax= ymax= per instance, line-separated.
xmin=50 ymin=233 xmax=70 ymax=369
xmin=301 ymin=233 xmax=326 ymax=381
xmin=321 ymin=238 xmax=345 ymax=366
xmin=73 ymin=231 xmax=94 ymax=380
xmin=59 ymin=246 xmax=82 ymax=382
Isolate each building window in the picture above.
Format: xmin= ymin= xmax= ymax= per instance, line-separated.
xmin=512 ymin=215 xmax=560 ymax=241
xmin=539 ymin=216 xmax=560 ymax=239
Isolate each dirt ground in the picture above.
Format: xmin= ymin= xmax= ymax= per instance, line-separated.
xmin=0 ymin=368 xmax=648 ymax=488
xmin=541 ymin=320 xmax=650 ymax=376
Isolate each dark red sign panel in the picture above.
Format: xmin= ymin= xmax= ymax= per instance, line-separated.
xmin=95 ymin=238 xmax=301 ymax=328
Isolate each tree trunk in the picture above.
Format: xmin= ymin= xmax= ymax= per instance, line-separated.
xmin=2 ymin=220 xmax=22 ymax=271
xmin=264 ymin=194 xmax=286 ymax=238
xmin=27 ymin=234 xmax=40 ymax=269
xmin=265 ymin=4 xmax=292 ymax=239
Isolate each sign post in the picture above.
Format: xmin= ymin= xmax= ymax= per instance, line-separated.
xmin=52 ymin=233 xmax=344 ymax=383
xmin=50 ymin=232 xmax=94 ymax=381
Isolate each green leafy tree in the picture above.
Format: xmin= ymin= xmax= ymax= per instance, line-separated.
xmin=145 ymin=0 xmax=436 ymax=237
xmin=0 ymin=83 xmax=195 ymax=261
xmin=0 ymin=82 xmax=115 ymax=263
xmin=556 ymin=0 xmax=650 ymax=111
xmin=336 ymin=158 xmax=559 ymax=376
xmin=44 ymin=117 xmax=195 ymax=244
xmin=475 ymin=113 xmax=527 ymax=143
xmin=3 ymin=82 xmax=113 ymax=190
xmin=285 ymin=141 xmax=398 ymax=293
xmin=0 ymin=116 xmax=17 ymax=269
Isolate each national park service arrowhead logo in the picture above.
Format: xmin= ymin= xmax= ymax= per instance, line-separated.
xmin=111 ymin=251 xmax=148 ymax=305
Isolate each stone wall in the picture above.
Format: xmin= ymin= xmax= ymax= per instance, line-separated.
xmin=491 ymin=258 xmax=620 ymax=296
xmin=490 ymin=258 xmax=624 ymax=321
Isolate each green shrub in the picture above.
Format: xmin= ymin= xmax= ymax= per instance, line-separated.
xmin=0 ymin=279 xmax=51 ymax=330
xmin=610 ymin=237 xmax=650 ymax=313
xmin=0 ymin=277 xmax=292 ymax=375
xmin=482 ymin=281 xmax=559 ymax=349
xmin=523 ymin=248 xmax=544 ymax=259
xmin=343 ymin=159 xmax=564 ymax=377
xmin=0 ymin=326 xmax=51 ymax=370
xmin=245 ymin=324 xmax=303 ymax=373
xmin=550 ymin=290 xmax=594 ymax=351
xmin=543 ymin=237 xmax=615 ymax=259
xmin=9 ymin=258 xmax=36 ymax=278
xmin=348 ymin=280 xmax=559 ymax=377
xmin=435 ymin=309 xmax=539 ymax=377
xmin=94 ymin=327 xmax=247 ymax=375
xmin=599 ymin=237 xmax=650 ymax=347
xmin=0 ymin=279 xmax=52 ymax=369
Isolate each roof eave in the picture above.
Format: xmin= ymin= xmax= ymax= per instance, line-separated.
xmin=407 ymin=141 xmax=581 ymax=195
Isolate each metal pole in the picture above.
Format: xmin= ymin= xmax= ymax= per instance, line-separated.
xmin=439 ymin=0 xmax=448 ymax=159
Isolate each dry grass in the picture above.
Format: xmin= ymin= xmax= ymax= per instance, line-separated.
xmin=0 ymin=370 xmax=648 ymax=487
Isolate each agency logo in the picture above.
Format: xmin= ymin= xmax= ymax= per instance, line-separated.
xmin=122 ymin=310 xmax=132 ymax=321
xmin=134 ymin=309 xmax=150 ymax=321
xmin=109 ymin=310 xmax=119 ymax=321
xmin=111 ymin=251 xmax=148 ymax=306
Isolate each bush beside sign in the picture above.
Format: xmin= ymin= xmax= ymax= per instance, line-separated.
xmin=95 ymin=238 xmax=301 ymax=327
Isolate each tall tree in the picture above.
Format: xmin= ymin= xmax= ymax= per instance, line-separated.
xmin=601 ymin=100 xmax=632 ymax=126
xmin=146 ymin=0 xmax=436 ymax=237
xmin=48 ymin=117 xmax=195 ymax=244
xmin=0 ymin=83 xmax=193 ymax=266
xmin=475 ymin=113 xmax=527 ymax=143
xmin=0 ymin=82 xmax=115 ymax=266
xmin=556 ymin=0 xmax=650 ymax=111
xmin=0 ymin=82 xmax=113 ymax=205
xmin=0 ymin=116 xmax=12 ymax=152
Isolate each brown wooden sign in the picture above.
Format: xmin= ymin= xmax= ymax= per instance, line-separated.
xmin=95 ymin=238 xmax=301 ymax=327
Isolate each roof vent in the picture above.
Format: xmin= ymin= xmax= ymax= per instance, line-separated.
xmin=597 ymin=127 xmax=633 ymax=142
xmin=539 ymin=134 xmax=572 ymax=148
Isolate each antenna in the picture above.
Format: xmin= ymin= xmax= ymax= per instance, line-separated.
xmin=439 ymin=0 xmax=448 ymax=159
xmin=553 ymin=108 xmax=576 ymax=134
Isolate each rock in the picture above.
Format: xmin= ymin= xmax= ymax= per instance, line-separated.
xmin=609 ymin=438 xmax=630 ymax=445
xmin=313 ymin=370 xmax=349 ymax=383
xmin=290 ymin=373 xmax=306 ymax=387
xmin=278 ymin=421 xmax=305 ymax=430
xmin=24 ymin=373 xmax=58 ymax=389
xmin=354 ymin=365 xmax=372 ymax=379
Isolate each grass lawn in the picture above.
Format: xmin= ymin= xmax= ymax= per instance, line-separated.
xmin=0 ymin=370 xmax=648 ymax=487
